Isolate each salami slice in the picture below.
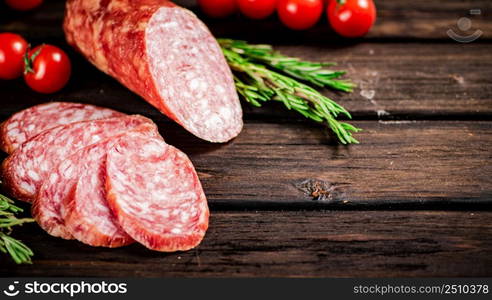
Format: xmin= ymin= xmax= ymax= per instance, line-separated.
xmin=106 ymin=134 xmax=209 ymax=252
xmin=0 ymin=102 xmax=124 ymax=154
xmin=64 ymin=0 xmax=243 ymax=143
xmin=33 ymin=124 xmax=158 ymax=241
xmin=64 ymin=157 xmax=135 ymax=247
xmin=1 ymin=115 xmax=153 ymax=203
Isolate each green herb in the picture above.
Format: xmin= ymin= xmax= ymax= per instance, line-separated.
xmin=218 ymin=39 xmax=360 ymax=144
xmin=218 ymin=39 xmax=356 ymax=92
xmin=0 ymin=192 xmax=34 ymax=264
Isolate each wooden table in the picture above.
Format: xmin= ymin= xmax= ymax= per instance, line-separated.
xmin=1 ymin=0 xmax=491 ymax=277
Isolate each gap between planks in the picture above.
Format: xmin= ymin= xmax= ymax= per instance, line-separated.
xmin=2 ymin=210 xmax=491 ymax=277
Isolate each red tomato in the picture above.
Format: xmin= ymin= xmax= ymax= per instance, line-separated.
xmin=198 ymin=0 xmax=237 ymax=18
xmin=0 ymin=33 xmax=28 ymax=80
xmin=237 ymin=0 xmax=277 ymax=19
xmin=277 ymin=0 xmax=323 ymax=30
xmin=327 ymin=0 xmax=376 ymax=37
xmin=5 ymin=0 xmax=43 ymax=11
xmin=24 ymin=45 xmax=71 ymax=94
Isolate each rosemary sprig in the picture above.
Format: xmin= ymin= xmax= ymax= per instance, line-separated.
xmin=0 ymin=192 xmax=34 ymax=264
xmin=220 ymin=42 xmax=360 ymax=144
xmin=218 ymin=39 xmax=356 ymax=92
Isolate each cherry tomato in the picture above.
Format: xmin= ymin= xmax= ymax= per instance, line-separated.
xmin=198 ymin=0 xmax=237 ymax=18
xmin=327 ymin=0 xmax=376 ymax=37
xmin=277 ymin=0 xmax=323 ymax=30
xmin=24 ymin=45 xmax=71 ymax=94
xmin=0 ymin=33 xmax=28 ymax=80
xmin=5 ymin=0 xmax=43 ymax=11
xmin=237 ymin=0 xmax=277 ymax=19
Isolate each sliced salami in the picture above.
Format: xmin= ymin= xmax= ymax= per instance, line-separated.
xmin=1 ymin=115 xmax=153 ymax=203
xmin=0 ymin=102 xmax=124 ymax=154
xmin=33 ymin=124 xmax=158 ymax=241
xmin=64 ymin=0 xmax=243 ymax=143
xmin=32 ymin=162 xmax=77 ymax=239
xmin=106 ymin=134 xmax=209 ymax=252
xmin=64 ymin=158 xmax=134 ymax=247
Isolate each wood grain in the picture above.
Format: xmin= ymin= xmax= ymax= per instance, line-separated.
xmin=2 ymin=210 xmax=491 ymax=277
xmin=1 ymin=120 xmax=490 ymax=208
xmin=274 ymin=43 xmax=492 ymax=119
xmin=1 ymin=0 xmax=491 ymax=41
xmin=1 ymin=0 xmax=490 ymax=119
xmin=157 ymin=120 xmax=492 ymax=208
xmin=0 ymin=0 xmax=491 ymax=278
xmin=198 ymin=0 xmax=492 ymax=42
xmin=0 ymin=42 xmax=490 ymax=121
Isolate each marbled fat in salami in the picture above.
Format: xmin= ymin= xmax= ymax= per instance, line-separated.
xmin=33 ymin=124 xmax=158 ymax=241
xmin=1 ymin=115 xmax=153 ymax=203
xmin=105 ymin=133 xmax=209 ymax=252
xmin=64 ymin=155 xmax=134 ymax=247
xmin=0 ymin=102 xmax=124 ymax=154
xmin=64 ymin=0 xmax=243 ymax=142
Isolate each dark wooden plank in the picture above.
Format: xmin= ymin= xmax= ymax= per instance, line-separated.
xmin=1 ymin=0 xmax=491 ymax=41
xmin=1 ymin=0 xmax=490 ymax=119
xmin=1 ymin=120 xmax=490 ymax=208
xmin=0 ymin=1 xmax=489 ymax=279
xmin=0 ymin=43 xmax=490 ymax=120
xmin=2 ymin=210 xmax=491 ymax=277
xmin=197 ymin=0 xmax=492 ymax=42
xmin=159 ymin=120 xmax=491 ymax=208
xmin=267 ymin=43 xmax=492 ymax=119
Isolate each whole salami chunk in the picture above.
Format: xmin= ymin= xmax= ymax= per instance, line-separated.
xmin=0 ymin=102 xmax=125 ymax=154
xmin=64 ymin=0 xmax=243 ymax=143
xmin=106 ymin=134 xmax=209 ymax=252
xmin=33 ymin=124 xmax=158 ymax=241
xmin=1 ymin=115 xmax=153 ymax=203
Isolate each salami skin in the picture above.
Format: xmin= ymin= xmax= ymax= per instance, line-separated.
xmin=64 ymin=0 xmax=243 ymax=143
xmin=33 ymin=124 xmax=158 ymax=241
xmin=0 ymin=102 xmax=124 ymax=154
xmin=1 ymin=115 xmax=153 ymax=203
xmin=106 ymin=133 xmax=209 ymax=252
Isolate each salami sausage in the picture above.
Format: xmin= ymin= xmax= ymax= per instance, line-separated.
xmin=34 ymin=125 xmax=158 ymax=242
xmin=0 ymin=102 xmax=124 ymax=154
xmin=64 ymin=154 xmax=135 ymax=247
xmin=33 ymin=124 xmax=158 ymax=241
xmin=105 ymin=133 xmax=209 ymax=252
xmin=1 ymin=115 xmax=153 ymax=203
xmin=64 ymin=0 xmax=243 ymax=143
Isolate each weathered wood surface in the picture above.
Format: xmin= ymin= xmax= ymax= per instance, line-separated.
xmin=180 ymin=120 xmax=492 ymax=208
xmin=0 ymin=0 xmax=491 ymax=277
xmin=0 ymin=120 xmax=489 ymax=208
xmin=1 ymin=0 xmax=491 ymax=40
xmin=1 ymin=43 xmax=491 ymax=120
xmin=1 ymin=1 xmax=490 ymax=120
xmin=2 ymin=211 xmax=491 ymax=277
xmin=200 ymin=0 xmax=492 ymax=42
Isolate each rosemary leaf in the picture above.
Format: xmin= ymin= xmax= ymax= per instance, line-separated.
xmin=218 ymin=39 xmax=356 ymax=92
xmin=221 ymin=45 xmax=360 ymax=144
xmin=0 ymin=191 xmax=34 ymax=264
xmin=0 ymin=233 xmax=33 ymax=264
